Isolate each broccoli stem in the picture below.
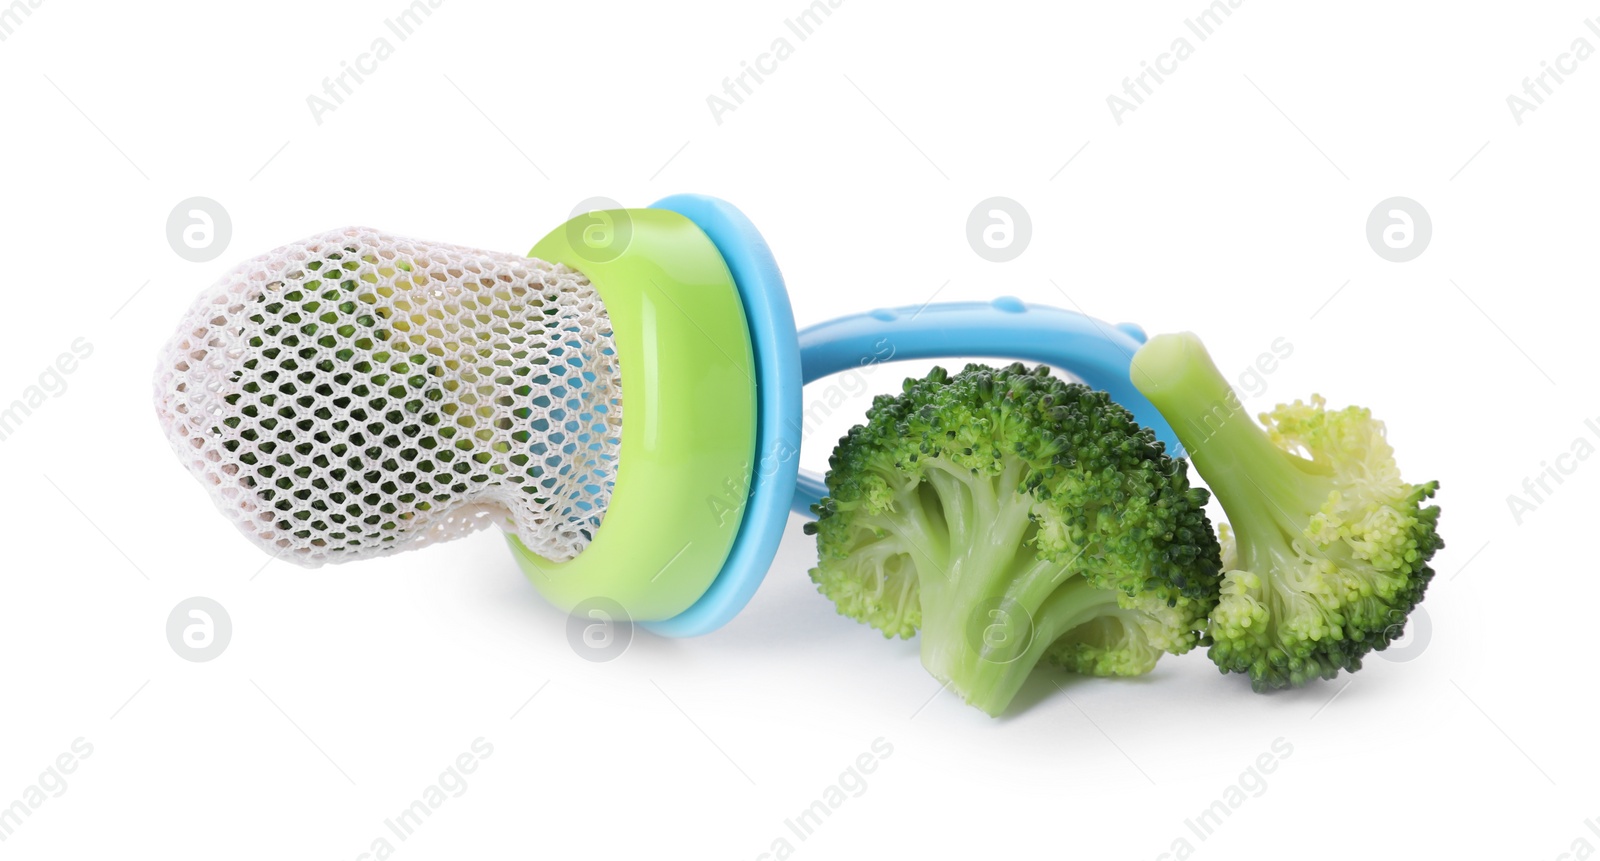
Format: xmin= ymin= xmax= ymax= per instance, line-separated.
xmin=887 ymin=453 xmax=1159 ymax=714
xmin=915 ymin=518 xmax=1126 ymax=713
xmin=1130 ymin=333 xmax=1328 ymax=552
xmin=921 ymin=572 xmax=1121 ymax=715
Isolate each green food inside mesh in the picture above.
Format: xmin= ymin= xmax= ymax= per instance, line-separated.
xmin=216 ymin=246 xmax=568 ymax=550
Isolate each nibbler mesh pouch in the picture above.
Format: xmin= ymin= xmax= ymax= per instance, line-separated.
xmin=153 ymin=227 xmax=622 ymax=566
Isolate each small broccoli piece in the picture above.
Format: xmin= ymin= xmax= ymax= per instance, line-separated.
xmin=804 ymin=363 xmax=1223 ymax=716
xmin=1130 ymin=332 xmax=1443 ymax=691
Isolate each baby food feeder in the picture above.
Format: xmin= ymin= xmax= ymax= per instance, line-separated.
xmin=155 ymin=195 xmax=1175 ymax=636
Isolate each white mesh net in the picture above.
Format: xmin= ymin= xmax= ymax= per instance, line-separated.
xmin=153 ymin=227 xmax=622 ymax=566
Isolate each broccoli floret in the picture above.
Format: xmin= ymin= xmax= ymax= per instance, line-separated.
xmin=804 ymin=363 xmax=1223 ymax=716
xmin=1130 ymin=332 xmax=1443 ymax=691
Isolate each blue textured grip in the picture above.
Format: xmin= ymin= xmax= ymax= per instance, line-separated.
xmin=791 ymin=296 xmax=1174 ymax=516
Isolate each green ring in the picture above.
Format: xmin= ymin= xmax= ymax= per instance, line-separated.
xmin=506 ymin=209 xmax=757 ymax=620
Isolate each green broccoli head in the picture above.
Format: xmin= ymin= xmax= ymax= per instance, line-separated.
xmin=1130 ymin=332 xmax=1443 ymax=692
xmin=804 ymin=363 xmax=1223 ymax=716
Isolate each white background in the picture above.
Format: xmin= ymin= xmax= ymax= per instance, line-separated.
xmin=1 ymin=0 xmax=1595 ymax=858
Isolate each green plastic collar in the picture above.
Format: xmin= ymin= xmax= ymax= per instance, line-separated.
xmin=506 ymin=208 xmax=756 ymax=620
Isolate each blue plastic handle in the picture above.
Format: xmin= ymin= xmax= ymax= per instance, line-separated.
xmin=790 ymin=296 xmax=1176 ymax=516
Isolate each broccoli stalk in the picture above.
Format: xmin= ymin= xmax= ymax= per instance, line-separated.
xmin=1131 ymin=332 xmax=1443 ymax=691
xmin=902 ymin=456 xmax=1135 ymax=714
xmin=806 ymin=363 xmax=1222 ymax=716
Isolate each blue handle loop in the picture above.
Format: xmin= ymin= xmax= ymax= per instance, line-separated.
xmin=791 ymin=296 xmax=1175 ymax=516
